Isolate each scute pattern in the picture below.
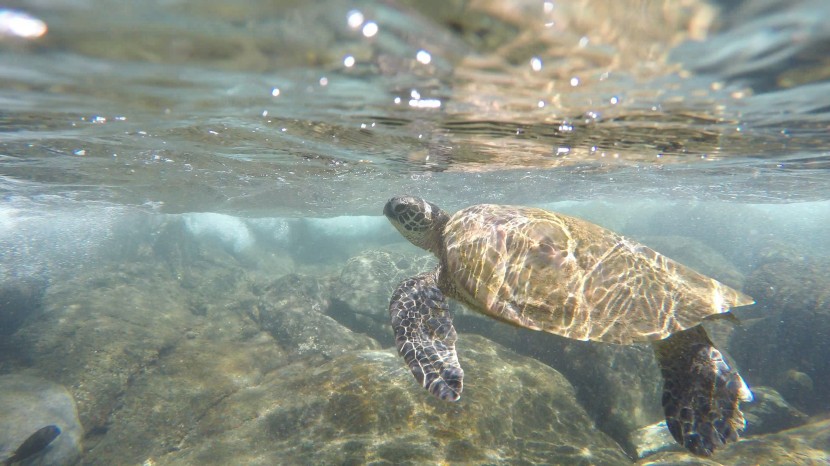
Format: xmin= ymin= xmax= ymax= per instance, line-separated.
xmin=389 ymin=271 xmax=463 ymax=401
xmin=384 ymin=196 xmax=756 ymax=458
xmin=441 ymin=204 xmax=753 ymax=344
xmin=654 ymin=326 xmax=754 ymax=456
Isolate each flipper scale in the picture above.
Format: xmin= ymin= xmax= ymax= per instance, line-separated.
xmin=389 ymin=270 xmax=463 ymax=401
xmin=654 ymin=326 xmax=752 ymax=456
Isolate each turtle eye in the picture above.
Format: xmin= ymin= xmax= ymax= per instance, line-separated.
xmin=394 ymin=204 xmax=407 ymax=214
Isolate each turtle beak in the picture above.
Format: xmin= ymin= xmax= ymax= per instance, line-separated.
xmin=384 ymin=196 xmax=411 ymax=221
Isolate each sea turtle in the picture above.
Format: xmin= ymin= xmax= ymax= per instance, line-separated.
xmin=383 ymin=196 xmax=755 ymax=457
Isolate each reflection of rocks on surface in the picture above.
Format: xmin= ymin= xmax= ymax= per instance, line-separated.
xmin=730 ymin=254 xmax=830 ymax=414
xmin=0 ymin=374 xmax=83 ymax=466
xmin=159 ymin=335 xmax=631 ymax=465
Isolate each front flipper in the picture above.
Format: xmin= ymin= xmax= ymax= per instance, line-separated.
xmin=389 ymin=271 xmax=463 ymax=401
xmin=653 ymin=325 xmax=753 ymax=456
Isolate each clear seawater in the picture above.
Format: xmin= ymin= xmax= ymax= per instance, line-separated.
xmin=1 ymin=0 xmax=829 ymax=464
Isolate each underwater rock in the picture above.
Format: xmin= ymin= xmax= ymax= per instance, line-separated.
xmin=630 ymin=420 xmax=678 ymax=459
xmin=444 ymin=318 xmax=664 ymax=456
xmin=254 ymin=273 xmax=380 ymax=357
xmin=730 ymin=255 xmax=830 ymax=414
xmin=156 ymin=335 xmax=631 ymax=465
xmin=0 ymin=374 xmax=83 ymax=466
xmin=635 ymin=418 xmax=830 ymax=465
xmin=517 ymin=333 xmax=664 ymax=455
xmin=742 ymin=386 xmax=809 ymax=436
xmin=330 ymin=249 xmax=437 ymax=342
xmin=7 ymin=260 xmax=198 ymax=434
xmin=80 ymin=334 xmax=287 ymax=465
xmin=0 ymin=276 xmax=47 ymax=336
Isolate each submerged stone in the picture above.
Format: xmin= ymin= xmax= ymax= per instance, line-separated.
xmin=742 ymin=386 xmax=808 ymax=436
xmin=81 ymin=335 xmax=287 ymax=465
xmin=254 ymin=273 xmax=380 ymax=357
xmin=158 ymin=335 xmax=631 ymax=465
xmin=636 ymin=418 xmax=830 ymax=465
xmin=459 ymin=322 xmax=664 ymax=456
xmin=0 ymin=374 xmax=83 ymax=466
xmin=7 ymin=261 xmax=197 ymax=434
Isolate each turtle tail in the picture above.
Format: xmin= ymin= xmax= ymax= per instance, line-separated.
xmin=653 ymin=325 xmax=753 ymax=456
xmin=389 ymin=271 xmax=463 ymax=401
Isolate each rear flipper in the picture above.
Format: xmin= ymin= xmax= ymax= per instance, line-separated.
xmin=653 ymin=325 xmax=753 ymax=456
xmin=389 ymin=271 xmax=463 ymax=401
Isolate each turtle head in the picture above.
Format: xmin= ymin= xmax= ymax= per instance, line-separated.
xmin=384 ymin=196 xmax=449 ymax=253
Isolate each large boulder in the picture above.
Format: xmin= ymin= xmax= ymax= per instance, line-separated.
xmin=510 ymin=331 xmax=664 ymax=455
xmin=4 ymin=241 xmax=267 ymax=447
xmin=636 ymin=418 xmax=830 ymax=465
xmin=0 ymin=374 xmax=83 ymax=466
xmin=79 ymin=335 xmax=287 ymax=465
xmin=742 ymin=386 xmax=809 ymax=437
xmin=8 ymin=260 xmax=197 ymax=434
xmin=156 ymin=335 xmax=631 ymax=465
xmin=445 ymin=314 xmax=668 ymax=455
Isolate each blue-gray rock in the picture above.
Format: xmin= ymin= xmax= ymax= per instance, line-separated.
xmin=0 ymin=375 xmax=82 ymax=466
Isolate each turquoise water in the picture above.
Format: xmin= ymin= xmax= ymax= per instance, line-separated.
xmin=2 ymin=0 xmax=829 ymax=464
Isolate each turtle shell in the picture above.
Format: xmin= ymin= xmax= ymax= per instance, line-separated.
xmin=441 ymin=204 xmax=753 ymax=344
